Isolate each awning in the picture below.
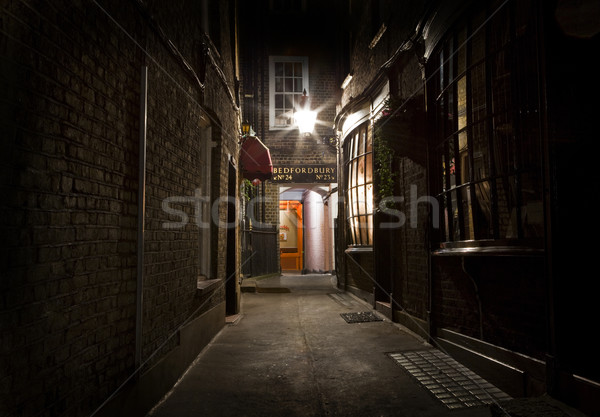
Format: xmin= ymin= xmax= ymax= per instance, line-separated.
xmin=240 ymin=135 xmax=273 ymax=181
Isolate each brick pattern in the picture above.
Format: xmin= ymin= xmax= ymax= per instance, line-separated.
xmin=0 ymin=1 xmax=238 ymax=416
xmin=432 ymin=256 xmax=546 ymax=359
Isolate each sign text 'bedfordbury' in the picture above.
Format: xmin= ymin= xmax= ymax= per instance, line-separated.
xmin=271 ymin=164 xmax=337 ymax=183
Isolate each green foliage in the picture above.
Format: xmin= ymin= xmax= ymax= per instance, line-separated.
xmin=242 ymin=178 xmax=253 ymax=202
xmin=373 ymin=98 xmax=400 ymax=208
xmin=373 ymin=124 xmax=396 ymax=207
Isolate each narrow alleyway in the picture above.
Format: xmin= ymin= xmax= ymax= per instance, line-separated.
xmin=146 ymin=274 xmax=507 ymax=417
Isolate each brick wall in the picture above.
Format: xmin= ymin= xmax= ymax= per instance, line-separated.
xmin=0 ymin=1 xmax=238 ymax=415
xmin=432 ymin=256 xmax=547 ymax=360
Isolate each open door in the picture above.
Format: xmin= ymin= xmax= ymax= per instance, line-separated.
xmin=279 ymin=200 xmax=303 ymax=271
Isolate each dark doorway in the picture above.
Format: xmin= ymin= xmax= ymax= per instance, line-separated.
xmin=226 ymin=161 xmax=238 ymax=315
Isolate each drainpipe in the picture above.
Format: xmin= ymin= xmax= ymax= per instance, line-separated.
xmin=135 ymin=66 xmax=148 ymax=369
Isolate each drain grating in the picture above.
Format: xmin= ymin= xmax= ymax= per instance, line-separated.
xmin=388 ymin=349 xmax=511 ymax=409
xmin=340 ymin=311 xmax=383 ymax=323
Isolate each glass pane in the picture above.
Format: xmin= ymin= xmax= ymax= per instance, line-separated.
xmin=442 ymin=152 xmax=449 ymax=191
xmin=457 ymin=76 xmax=467 ymax=131
xmin=367 ymin=214 xmax=373 ymax=245
xmin=471 ymin=65 xmax=486 ymax=125
xmin=446 ymin=39 xmax=454 ymax=84
xmin=457 ymin=27 xmax=467 ymax=75
xmin=458 ymin=132 xmax=469 ymax=184
xmin=275 ymin=94 xmax=283 ymax=109
xmin=285 ymin=78 xmax=293 ymax=92
xmin=490 ymin=6 xmax=510 ymax=51
xmin=450 ymin=190 xmax=460 ymax=241
xmin=474 ymin=181 xmax=493 ymax=239
xmin=441 ymin=194 xmax=451 ymax=241
xmin=275 ymin=62 xmax=283 ymax=76
xmin=493 ymin=114 xmax=515 ymax=174
xmin=357 ymin=156 xmax=365 ymax=186
xmin=350 ymin=217 xmax=358 ymax=245
xmin=357 ymin=127 xmax=365 ymax=155
xmin=351 ymin=160 xmax=358 ymax=188
xmin=448 ymin=139 xmax=457 ymax=188
xmin=352 ymin=185 xmax=359 ymax=224
xmin=471 ymin=11 xmax=486 ymax=62
xmin=357 ymin=185 xmax=365 ymax=216
xmin=285 ymin=62 xmax=293 ymax=76
xmin=472 ymin=121 xmax=488 ymax=181
xmin=275 ymin=77 xmax=283 ymax=92
xmin=359 ymin=215 xmax=368 ymax=245
xmin=366 ymin=126 xmax=373 ymax=152
xmin=446 ymin=89 xmax=454 ymax=137
xmin=366 ymin=183 xmax=373 ymax=215
xmin=365 ymin=153 xmax=373 ymax=184
xmin=461 ymin=186 xmax=474 ymax=240
xmin=294 ymin=78 xmax=303 ymax=92
xmin=284 ymin=94 xmax=293 ymax=110
xmin=496 ymin=176 xmax=518 ymax=239
xmin=521 ymin=173 xmax=544 ymax=238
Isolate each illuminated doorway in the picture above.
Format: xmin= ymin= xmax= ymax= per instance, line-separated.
xmin=279 ymin=200 xmax=303 ymax=271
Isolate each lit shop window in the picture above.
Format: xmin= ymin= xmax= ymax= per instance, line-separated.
xmin=430 ymin=1 xmax=543 ymax=248
xmin=345 ymin=123 xmax=373 ymax=246
xmin=269 ymin=56 xmax=309 ymax=129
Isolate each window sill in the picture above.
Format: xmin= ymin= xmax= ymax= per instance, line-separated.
xmin=345 ymin=246 xmax=373 ymax=254
xmin=197 ymin=278 xmax=221 ymax=295
xmin=433 ymin=240 xmax=544 ymax=257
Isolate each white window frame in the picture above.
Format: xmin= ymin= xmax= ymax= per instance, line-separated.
xmin=269 ymin=56 xmax=309 ymax=130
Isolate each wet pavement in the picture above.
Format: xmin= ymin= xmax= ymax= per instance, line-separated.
xmin=145 ymin=274 xmax=572 ymax=417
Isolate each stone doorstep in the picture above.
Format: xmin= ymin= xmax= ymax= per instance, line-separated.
xmin=240 ymin=278 xmax=256 ymax=293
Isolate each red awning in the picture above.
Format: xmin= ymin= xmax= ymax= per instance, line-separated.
xmin=240 ymin=136 xmax=273 ymax=181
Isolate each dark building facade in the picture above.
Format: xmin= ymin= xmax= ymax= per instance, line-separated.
xmin=1 ymin=1 xmax=242 ymax=416
xmin=334 ymin=0 xmax=599 ymax=415
xmin=2 ymin=0 xmax=600 ymax=416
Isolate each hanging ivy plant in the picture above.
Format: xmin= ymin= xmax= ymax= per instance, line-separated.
xmin=373 ymin=125 xmax=396 ymax=207
xmin=373 ymin=98 xmax=400 ymax=209
xmin=241 ymin=178 xmax=253 ymax=202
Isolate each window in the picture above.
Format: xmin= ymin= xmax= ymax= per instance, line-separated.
xmin=345 ymin=123 xmax=374 ymax=246
xmin=269 ymin=56 xmax=309 ymax=129
xmin=430 ymin=1 xmax=543 ymax=248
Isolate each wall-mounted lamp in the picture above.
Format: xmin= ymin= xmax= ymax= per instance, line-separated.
xmin=294 ymin=89 xmax=317 ymax=136
xmin=241 ymin=120 xmax=251 ymax=136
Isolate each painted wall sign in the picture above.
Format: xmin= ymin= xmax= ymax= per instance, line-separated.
xmin=271 ymin=164 xmax=337 ymax=183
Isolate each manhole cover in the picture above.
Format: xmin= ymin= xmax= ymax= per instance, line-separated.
xmin=388 ymin=349 xmax=511 ymax=409
xmin=340 ymin=311 xmax=383 ymax=323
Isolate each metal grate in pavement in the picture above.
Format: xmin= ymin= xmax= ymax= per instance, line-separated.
xmin=388 ymin=349 xmax=511 ymax=410
xmin=340 ymin=311 xmax=383 ymax=323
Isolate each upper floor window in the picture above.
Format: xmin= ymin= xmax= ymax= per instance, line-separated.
xmin=428 ymin=1 xmax=543 ymax=249
xmin=269 ymin=56 xmax=309 ymax=130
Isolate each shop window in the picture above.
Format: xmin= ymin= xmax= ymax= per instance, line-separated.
xmin=344 ymin=123 xmax=374 ymax=246
xmin=430 ymin=1 xmax=543 ymax=249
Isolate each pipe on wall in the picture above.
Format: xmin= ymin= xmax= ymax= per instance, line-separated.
xmin=135 ymin=66 xmax=148 ymax=368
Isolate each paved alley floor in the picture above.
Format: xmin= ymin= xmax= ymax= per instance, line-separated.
xmin=147 ymin=274 xmax=505 ymax=417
